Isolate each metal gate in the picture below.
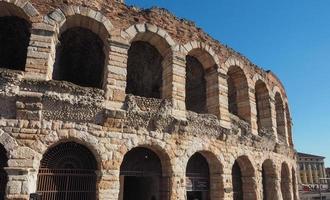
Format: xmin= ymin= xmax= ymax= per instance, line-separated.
xmin=37 ymin=169 xmax=96 ymax=200
xmin=37 ymin=142 xmax=97 ymax=200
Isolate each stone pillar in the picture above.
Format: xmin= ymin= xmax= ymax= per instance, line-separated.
xmin=248 ymin=84 xmax=258 ymax=135
xmin=170 ymin=174 xmax=185 ymax=200
xmin=322 ymin=164 xmax=327 ymax=184
xmin=313 ymin=164 xmax=319 ymax=184
xmin=307 ymin=163 xmax=313 ymax=184
xmin=25 ymin=22 xmax=57 ymax=80
xmin=205 ymin=67 xmax=222 ymax=120
xmin=268 ymin=97 xmax=278 ymax=140
xmin=302 ymin=163 xmax=308 ymax=184
xmin=274 ymin=170 xmax=283 ymax=200
xmin=5 ymin=167 xmax=38 ymax=200
xmin=99 ymin=169 xmax=119 ymax=200
xmin=104 ymin=39 xmax=129 ymax=110
xmin=218 ymin=72 xmax=231 ymax=129
xmin=162 ymin=50 xmax=186 ymax=120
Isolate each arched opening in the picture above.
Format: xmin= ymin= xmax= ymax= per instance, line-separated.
xmin=227 ymin=66 xmax=251 ymax=122
xmin=186 ymin=49 xmax=218 ymax=115
xmin=232 ymin=161 xmax=243 ymax=200
xmin=0 ymin=7 xmax=31 ymax=70
xmin=275 ymin=93 xmax=286 ymax=143
xmin=120 ymin=147 xmax=168 ymax=200
xmin=53 ymin=27 xmax=105 ymax=88
xmin=232 ymin=156 xmax=257 ymax=200
xmin=285 ymin=104 xmax=293 ymax=146
xmin=255 ymin=80 xmax=272 ymax=133
xmin=281 ymin=163 xmax=292 ymax=200
xmin=262 ymin=159 xmax=277 ymax=200
xmin=186 ymin=55 xmax=207 ymax=113
xmin=37 ymin=142 xmax=97 ymax=200
xmin=0 ymin=144 xmax=8 ymax=200
xmin=292 ymin=168 xmax=298 ymax=200
xmin=126 ymin=41 xmax=163 ymax=98
xmin=186 ymin=153 xmax=210 ymax=200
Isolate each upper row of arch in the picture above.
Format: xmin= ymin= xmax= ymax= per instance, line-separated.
xmin=0 ymin=0 xmax=288 ymax=101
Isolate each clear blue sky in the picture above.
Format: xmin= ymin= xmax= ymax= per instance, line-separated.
xmin=126 ymin=0 xmax=330 ymax=166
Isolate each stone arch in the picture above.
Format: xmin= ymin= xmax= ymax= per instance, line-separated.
xmin=285 ymin=103 xmax=293 ymax=146
xmin=37 ymin=141 xmax=98 ymax=200
xmin=119 ymin=146 xmax=171 ymax=200
xmin=291 ymin=167 xmax=298 ymax=200
xmin=262 ymin=159 xmax=277 ymax=200
xmin=255 ymin=79 xmax=273 ymax=133
xmin=125 ymin=23 xmax=175 ymax=99
xmin=124 ymin=23 xmax=175 ymax=56
xmin=281 ymin=162 xmax=292 ymax=200
xmin=50 ymin=11 xmax=111 ymax=88
xmin=0 ymin=1 xmax=39 ymax=20
xmin=48 ymin=7 xmax=112 ymax=42
xmin=40 ymin=137 xmax=102 ymax=171
xmin=275 ymin=92 xmax=287 ymax=144
xmin=0 ymin=1 xmax=36 ymax=71
xmin=185 ymin=150 xmax=224 ymax=200
xmin=232 ymin=155 xmax=257 ymax=200
xmin=227 ymin=65 xmax=251 ymax=123
xmin=183 ymin=41 xmax=220 ymax=115
xmin=0 ymin=143 xmax=8 ymax=200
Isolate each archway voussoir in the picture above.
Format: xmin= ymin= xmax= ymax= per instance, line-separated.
xmin=135 ymin=23 xmax=146 ymax=33
xmin=49 ymin=8 xmax=66 ymax=23
xmin=22 ymin=2 xmax=39 ymax=17
xmin=146 ymin=23 xmax=158 ymax=33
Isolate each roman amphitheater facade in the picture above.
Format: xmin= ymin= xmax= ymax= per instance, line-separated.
xmin=0 ymin=0 xmax=298 ymax=200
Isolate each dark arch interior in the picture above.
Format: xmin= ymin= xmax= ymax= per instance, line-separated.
xmin=0 ymin=144 xmax=8 ymax=200
xmin=275 ymin=93 xmax=286 ymax=143
xmin=126 ymin=41 xmax=163 ymax=98
xmin=186 ymin=153 xmax=210 ymax=200
xmin=37 ymin=142 xmax=97 ymax=200
xmin=120 ymin=147 xmax=165 ymax=200
xmin=53 ymin=27 xmax=105 ymax=88
xmin=227 ymin=66 xmax=250 ymax=122
xmin=281 ymin=163 xmax=291 ymax=200
xmin=285 ymin=104 xmax=293 ymax=146
xmin=232 ymin=161 xmax=243 ymax=200
xmin=0 ymin=16 xmax=30 ymax=70
xmin=255 ymin=80 xmax=272 ymax=132
xmin=186 ymin=55 xmax=207 ymax=113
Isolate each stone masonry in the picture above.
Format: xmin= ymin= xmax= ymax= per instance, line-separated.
xmin=0 ymin=0 xmax=298 ymax=200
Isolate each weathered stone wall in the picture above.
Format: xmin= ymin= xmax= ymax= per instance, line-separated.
xmin=0 ymin=0 xmax=298 ymax=200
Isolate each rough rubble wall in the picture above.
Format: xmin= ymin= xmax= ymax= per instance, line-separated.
xmin=0 ymin=70 xmax=297 ymax=200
